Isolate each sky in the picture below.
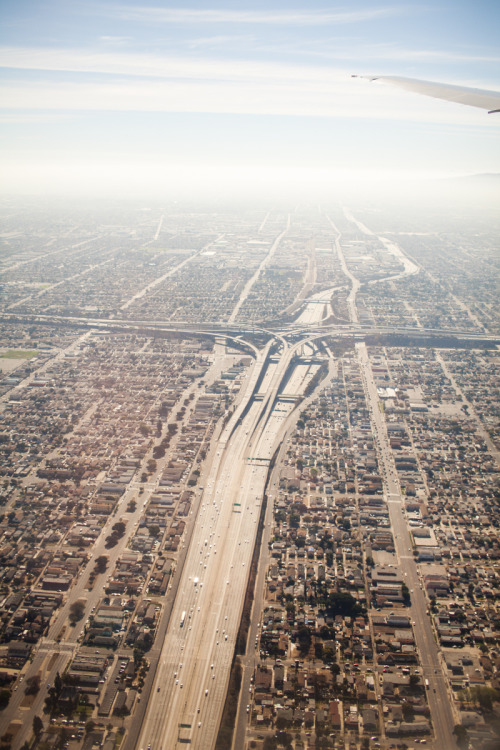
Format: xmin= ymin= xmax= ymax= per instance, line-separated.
xmin=1 ymin=0 xmax=500 ymax=199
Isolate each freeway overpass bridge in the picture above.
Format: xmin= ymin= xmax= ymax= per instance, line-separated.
xmin=1 ymin=311 xmax=498 ymax=351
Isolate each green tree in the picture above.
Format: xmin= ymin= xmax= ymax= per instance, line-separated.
xmin=326 ymin=591 xmax=364 ymax=619
xmin=95 ymin=555 xmax=108 ymax=573
xmin=69 ymin=600 xmax=85 ymax=623
xmin=54 ymin=672 xmax=62 ymax=695
xmin=0 ymin=690 xmax=9 ymax=710
xmin=297 ymin=625 xmax=312 ymax=655
xmin=409 ymin=674 xmax=420 ymax=689
xmin=24 ymin=674 xmax=40 ymax=696
xmin=32 ymin=715 xmax=43 ymax=738
xmin=112 ymin=521 xmax=126 ymax=536
xmin=402 ymin=702 xmax=415 ymax=722
xmin=402 ymin=583 xmax=411 ymax=605
xmin=471 ymin=685 xmax=499 ymax=710
xmin=453 ymin=724 xmax=468 ymax=749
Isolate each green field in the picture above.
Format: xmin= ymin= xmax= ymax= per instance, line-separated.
xmin=1 ymin=350 xmax=37 ymax=359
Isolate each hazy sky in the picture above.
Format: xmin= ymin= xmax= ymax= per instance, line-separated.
xmin=1 ymin=0 xmax=499 ymax=197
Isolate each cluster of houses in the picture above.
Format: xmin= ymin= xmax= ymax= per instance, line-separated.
xmin=247 ymin=343 xmax=499 ymax=748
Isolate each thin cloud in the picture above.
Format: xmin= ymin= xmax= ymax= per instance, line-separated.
xmin=99 ymin=35 xmax=132 ymax=44
xmin=0 ymin=113 xmax=74 ymax=124
xmin=0 ymin=75 xmax=491 ymax=128
xmin=2 ymin=45 xmax=497 ymax=91
xmin=186 ymin=34 xmax=257 ymax=51
xmin=364 ymin=46 xmax=500 ymax=63
xmin=258 ymin=40 xmax=500 ymax=66
xmin=0 ymin=46 xmax=351 ymax=84
xmin=109 ymin=5 xmax=405 ymax=26
xmin=1 ymin=46 xmax=497 ymax=119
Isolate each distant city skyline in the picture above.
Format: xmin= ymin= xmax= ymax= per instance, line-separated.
xmin=1 ymin=0 xmax=500 ymax=197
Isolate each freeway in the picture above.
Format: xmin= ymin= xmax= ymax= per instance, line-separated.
xmin=136 ymin=340 xmax=323 ymax=749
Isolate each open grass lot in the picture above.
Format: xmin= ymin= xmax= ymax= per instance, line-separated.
xmin=1 ymin=350 xmax=37 ymax=359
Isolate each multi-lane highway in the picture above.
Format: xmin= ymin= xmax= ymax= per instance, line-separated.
xmin=136 ymin=340 xmax=322 ymax=749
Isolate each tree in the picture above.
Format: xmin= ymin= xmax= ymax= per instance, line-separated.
xmin=57 ymin=727 xmax=70 ymax=749
xmin=54 ymin=672 xmax=62 ymax=695
xmin=0 ymin=690 xmax=10 ymax=710
xmin=44 ymin=686 xmax=58 ymax=715
xmin=32 ymin=715 xmax=43 ymax=738
xmin=276 ymin=716 xmax=290 ymax=731
xmin=112 ymin=521 xmax=126 ymax=536
xmin=24 ymin=674 xmax=41 ymax=696
xmin=95 ymin=555 xmax=108 ymax=574
xmin=323 ymin=646 xmax=335 ymax=664
xmin=105 ymin=534 xmax=118 ymax=549
xmin=326 ymin=591 xmax=364 ymax=619
xmin=402 ymin=702 xmax=415 ymax=722
xmin=69 ymin=600 xmax=85 ymax=623
xmin=297 ymin=625 xmax=312 ymax=655
xmin=409 ymin=674 xmax=420 ymax=689
xmin=402 ymin=583 xmax=411 ymax=605
xmin=275 ymin=731 xmax=292 ymax=748
xmin=470 ymin=685 xmax=499 ymax=711
xmin=453 ymin=724 xmax=469 ymax=749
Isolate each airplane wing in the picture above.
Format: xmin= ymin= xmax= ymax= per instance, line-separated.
xmin=353 ymin=75 xmax=500 ymax=113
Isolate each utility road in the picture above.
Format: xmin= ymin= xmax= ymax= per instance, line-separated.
xmin=357 ymin=342 xmax=456 ymax=748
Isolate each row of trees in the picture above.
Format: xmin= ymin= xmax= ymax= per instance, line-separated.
xmin=105 ymin=520 xmax=126 ymax=549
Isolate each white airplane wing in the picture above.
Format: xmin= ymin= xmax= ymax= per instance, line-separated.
xmin=353 ymin=75 xmax=500 ymax=113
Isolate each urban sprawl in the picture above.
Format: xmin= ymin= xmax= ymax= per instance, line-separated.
xmin=0 ymin=197 xmax=498 ymax=750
